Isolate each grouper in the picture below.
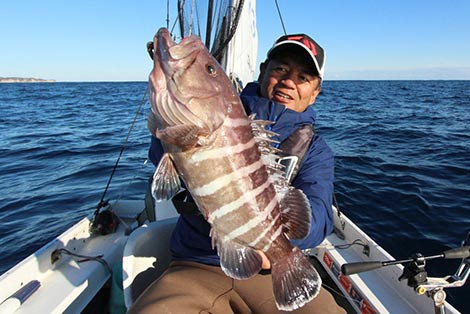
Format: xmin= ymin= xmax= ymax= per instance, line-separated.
xmin=148 ymin=27 xmax=321 ymax=311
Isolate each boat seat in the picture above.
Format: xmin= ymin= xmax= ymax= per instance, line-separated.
xmin=122 ymin=217 xmax=178 ymax=309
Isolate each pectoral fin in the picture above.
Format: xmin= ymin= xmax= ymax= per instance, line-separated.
xmin=151 ymin=153 xmax=181 ymax=201
xmin=155 ymin=125 xmax=201 ymax=148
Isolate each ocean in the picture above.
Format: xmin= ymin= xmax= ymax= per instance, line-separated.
xmin=0 ymin=81 xmax=469 ymax=312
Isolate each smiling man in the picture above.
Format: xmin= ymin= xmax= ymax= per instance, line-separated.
xmin=137 ymin=33 xmax=345 ymax=313
xmin=258 ymin=36 xmax=323 ymax=112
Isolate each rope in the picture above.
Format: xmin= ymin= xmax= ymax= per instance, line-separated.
xmin=334 ymin=239 xmax=371 ymax=256
xmin=166 ymin=0 xmax=170 ymax=29
xmin=189 ymin=0 xmax=196 ymax=35
xmin=321 ymin=282 xmax=362 ymax=308
xmin=212 ymin=0 xmax=245 ymax=60
xmin=274 ymin=0 xmax=287 ymax=35
xmin=53 ymin=248 xmax=113 ymax=275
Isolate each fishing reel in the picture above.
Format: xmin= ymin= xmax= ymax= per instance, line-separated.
xmin=341 ymin=233 xmax=470 ymax=314
xmin=90 ymin=199 xmax=119 ymax=235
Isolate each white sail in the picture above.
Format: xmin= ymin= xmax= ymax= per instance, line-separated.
xmin=175 ymin=0 xmax=257 ymax=90
xmin=224 ymin=0 xmax=258 ymax=90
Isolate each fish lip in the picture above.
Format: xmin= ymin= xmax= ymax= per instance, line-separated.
xmin=155 ymin=28 xmax=175 ymax=52
xmin=155 ymin=28 xmax=201 ymax=63
xmin=154 ymin=28 xmax=174 ymax=69
xmin=152 ymin=28 xmax=202 ymax=94
xmin=156 ymin=27 xmax=198 ymax=48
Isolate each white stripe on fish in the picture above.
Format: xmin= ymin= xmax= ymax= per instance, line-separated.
xmin=189 ymin=138 xmax=257 ymax=163
xmin=262 ymin=224 xmax=284 ymax=251
xmin=223 ymin=197 xmax=280 ymax=243
xmin=248 ymin=208 xmax=281 ymax=247
xmin=225 ymin=117 xmax=251 ymax=128
xmin=208 ymin=180 xmax=272 ymax=223
xmin=191 ymin=159 xmax=264 ymax=197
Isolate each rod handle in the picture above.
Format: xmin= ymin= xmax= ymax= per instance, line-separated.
xmin=341 ymin=261 xmax=384 ymax=275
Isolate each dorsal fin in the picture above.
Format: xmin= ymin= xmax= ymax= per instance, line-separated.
xmin=249 ymin=117 xmax=292 ymax=195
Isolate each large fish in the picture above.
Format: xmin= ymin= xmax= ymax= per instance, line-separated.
xmin=148 ymin=27 xmax=321 ymax=311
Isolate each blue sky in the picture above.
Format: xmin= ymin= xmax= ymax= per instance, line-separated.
xmin=1 ymin=0 xmax=469 ymax=81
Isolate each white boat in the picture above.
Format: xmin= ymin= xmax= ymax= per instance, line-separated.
xmin=0 ymin=1 xmax=468 ymax=313
xmin=0 ymin=199 xmax=466 ymax=313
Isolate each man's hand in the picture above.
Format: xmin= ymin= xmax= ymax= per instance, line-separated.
xmin=257 ymin=250 xmax=271 ymax=269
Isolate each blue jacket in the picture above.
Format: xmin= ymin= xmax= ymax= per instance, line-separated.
xmin=148 ymin=82 xmax=334 ymax=266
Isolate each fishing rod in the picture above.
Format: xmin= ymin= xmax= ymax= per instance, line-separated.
xmin=341 ymin=246 xmax=470 ymax=275
xmin=89 ymin=88 xmax=149 ymax=235
xmin=341 ymin=233 xmax=470 ymax=314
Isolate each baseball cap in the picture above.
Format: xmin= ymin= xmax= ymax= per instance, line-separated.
xmin=267 ymin=34 xmax=326 ymax=79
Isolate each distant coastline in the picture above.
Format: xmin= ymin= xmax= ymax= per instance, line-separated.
xmin=0 ymin=77 xmax=56 ymax=83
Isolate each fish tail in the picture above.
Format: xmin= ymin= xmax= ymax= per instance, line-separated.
xmin=271 ymin=247 xmax=321 ymax=311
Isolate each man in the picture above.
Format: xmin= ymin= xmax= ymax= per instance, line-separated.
xmin=130 ymin=34 xmax=345 ymax=314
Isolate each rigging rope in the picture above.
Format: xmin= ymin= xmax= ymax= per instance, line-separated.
xmin=166 ymin=0 xmax=170 ymax=29
xmin=274 ymin=0 xmax=287 ymax=35
xmin=189 ymin=0 xmax=196 ymax=35
xmin=205 ymin=0 xmax=214 ymax=48
xmin=212 ymin=0 xmax=244 ymax=60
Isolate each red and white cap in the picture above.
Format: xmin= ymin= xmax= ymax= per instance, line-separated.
xmin=267 ymin=33 xmax=326 ymax=79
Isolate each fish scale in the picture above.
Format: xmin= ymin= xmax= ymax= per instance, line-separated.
xmin=149 ymin=27 xmax=321 ymax=311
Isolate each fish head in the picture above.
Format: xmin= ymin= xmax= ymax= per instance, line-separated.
xmin=149 ymin=28 xmax=236 ymax=137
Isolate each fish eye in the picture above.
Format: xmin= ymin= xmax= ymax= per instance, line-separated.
xmin=206 ymin=64 xmax=216 ymax=76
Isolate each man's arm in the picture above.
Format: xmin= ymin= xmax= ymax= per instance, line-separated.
xmin=290 ymin=135 xmax=335 ymax=249
xmin=148 ymin=111 xmax=165 ymax=167
xmin=149 ymin=135 xmax=165 ymax=167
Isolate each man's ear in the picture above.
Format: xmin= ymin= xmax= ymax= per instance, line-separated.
xmin=309 ymin=85 xmax=321 ymax=104
xmin=257 ymin=61 xmax=267 ymax=82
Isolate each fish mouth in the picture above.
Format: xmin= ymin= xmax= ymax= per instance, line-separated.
xmin=149 ymin=28 xmax=207 ymax=130
xmin=155 ymin=28 xmax=202 ymax=77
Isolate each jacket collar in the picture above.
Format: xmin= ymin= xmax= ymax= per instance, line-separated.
xmin=240 ymin=82 xmax=316 ymax=142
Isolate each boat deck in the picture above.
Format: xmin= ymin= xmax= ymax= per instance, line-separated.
xmin=0 ymin=201 xmax=143 ymax=314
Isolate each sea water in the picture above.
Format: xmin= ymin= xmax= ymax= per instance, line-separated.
xmin=0 ymin=81 xmax=468 ymax=311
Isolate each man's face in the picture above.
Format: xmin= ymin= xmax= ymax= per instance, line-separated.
xmin=258 ymin=54 xmax=321 ymax=112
